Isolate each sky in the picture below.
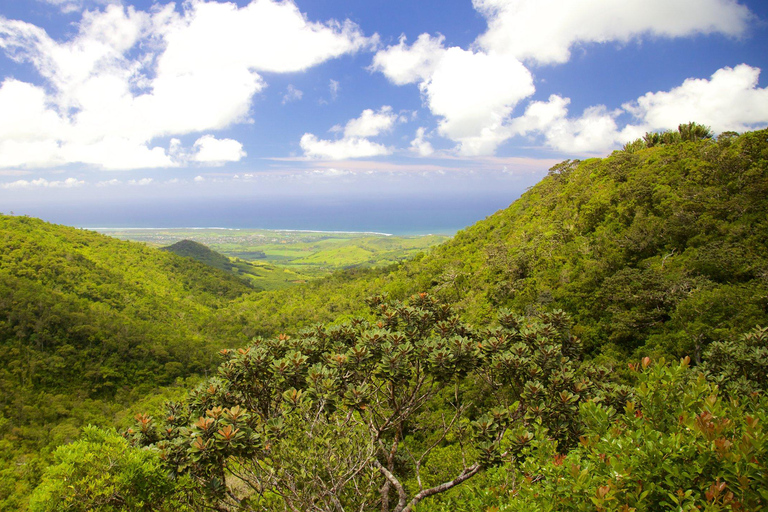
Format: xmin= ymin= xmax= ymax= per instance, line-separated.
xmin=0 ymin=0 xmax=767 ymax=232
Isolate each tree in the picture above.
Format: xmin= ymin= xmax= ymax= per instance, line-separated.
xmin=29 ymin=426 xmax=191 ymax=512
xmin=130 ymin=294 xmax=614 ymax=511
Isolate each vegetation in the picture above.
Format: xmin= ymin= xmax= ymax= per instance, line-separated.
xmin=223 ymin=128 xmax=768 ymax=362
xmin=161 ymin=239 xmax=307 ymax=290
xmin=420 ymin=355 xmax=768 ymax=511
xmin=0 ymin=216 xmax=256 ymax=509
xmin=29 ymin=426 xmax=192 ymax=512
xmin=1 ymin=127 xmax=767 ymax=510
xmin=128 ymin=294 xmax=630 ymax=511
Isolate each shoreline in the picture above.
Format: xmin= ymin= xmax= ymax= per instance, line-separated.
xmin=86 ymin=226 xmax=397 ymax=237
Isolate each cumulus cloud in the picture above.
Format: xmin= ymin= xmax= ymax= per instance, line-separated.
xmin=192 ymin=135 xmax=247 ymax=165
xmin=371 ymin=0 xmax=755 ymax=156
xmin=506 ymin=95 xmax=626 ymax=153
xmin=623 ymin=64 xmax=768 ymax=133
xmin=507 ymin=65 xmax=768 ymax=154
xmin=300 ymin=134 xmax=391 ymax=160
xmin=127 ymin=178 xmax=153 ymax=186
xmin=371 ymin=34 xmax=445 ymax=85
xmin=342 ymin=106 xmax=397 ymax=137
xmin=0 ymin=0 xmax=374 ymax=170
xmin=410 ymin=127 xmax=434 ymax=157
xmin=473 ymin=0 xmax=752 ymax=64
xmin=301 ymin=106 xmax=396 ymax=159
xmin=312 ymin=168 xmax=352 ymax=177
xmin=373 ymin=36 xmax=534 ymax=155
xmin=1 ymin=177 xmax=84 ymax=189
xmin=96 ymin=178 xmax=121 ymax=186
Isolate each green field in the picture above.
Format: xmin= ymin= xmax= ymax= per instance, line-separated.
xmin=95 ymin=228 xmax=449 ymax=285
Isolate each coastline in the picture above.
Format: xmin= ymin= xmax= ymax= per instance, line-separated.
xmin=86 ymin=226 xmax=397 ymax=236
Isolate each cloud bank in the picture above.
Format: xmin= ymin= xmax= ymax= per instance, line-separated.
xmin=372 ymin=0 xmax=761 ymax=156
xmin=0 ymin=0 xmax=374 ymax=170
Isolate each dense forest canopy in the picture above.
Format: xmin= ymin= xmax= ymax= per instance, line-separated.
xmin=1 ymin=127 xmax=767 ymax=510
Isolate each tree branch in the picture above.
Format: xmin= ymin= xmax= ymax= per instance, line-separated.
xmin=402 ymin=464 xmax=482 ymax=512
xmin=372 ymin=459 xmax=407 ymax=512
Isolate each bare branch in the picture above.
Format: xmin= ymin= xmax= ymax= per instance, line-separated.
xmin=402 ymin=464 xmax=482 ymax=512
xmin=372 ymin=459 xmax=407 ymax=512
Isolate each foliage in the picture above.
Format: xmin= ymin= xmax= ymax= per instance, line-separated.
xmin=702 ymin=325 xmax=768 ymax=397
xmin=29 ymin=426 xmax=192 ymax=512
xmin=128 ymin=295 xmax=614 ymax=512
xmin=0 ymin=215 xmax=256 ymax=508
xmin=419 ymin=357 xmax=768 ymax=512
xmin=623 ymin=122 xmax=714 ymax=152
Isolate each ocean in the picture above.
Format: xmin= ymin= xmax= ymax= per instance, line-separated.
xmin=20 ymin=193 xmax=523 ymax=236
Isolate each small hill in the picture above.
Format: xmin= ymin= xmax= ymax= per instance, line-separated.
xmin=161 ymin=239 xmax=308 ymax=291
xmin=161 ymin=239 xmax=236 ymax=271
xmin=224 ymin=129 xmax=768 ymax=359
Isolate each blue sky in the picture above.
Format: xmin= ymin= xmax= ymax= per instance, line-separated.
xmin=1 ymin=0 xmax=767 ymax=231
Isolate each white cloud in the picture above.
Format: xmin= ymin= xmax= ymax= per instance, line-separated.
xmin=623 ymin=64 xmax=768 ymax=133
xmin=506 ymin=95 xmax=625 ymax=154
xmin=425 ymin=48 xmax=534 ymax=155
xmin=1 ymin=177 xmax=84 ymax=189
xmin=127 ymin=178 xmax=153 ymax=186
xmin=282 ymin=84 xmax=303 ymax=104
xmin=96 ymin=178 xmax=121 ymax=186
xmin=473 ymin=0 xmax=752 ymax=64
xmin=0 ymin=1 xmax=375 ymax=170
xmin=312 ymin=168 xmax=352 ymax=177
xmin=410 ymin=127 xmax=434 ymax=157
xmin=61 ymin=137 xmax=176 ymax=170
xmin=192 ymin=135 xmax=247 ymax=164
xmin=343 ymin=106 xmax=397 ymax=137
xmin=373 ymin=37 xmax=534 ymax=155
xmin=507 ymin=65 xmax=768 ymax=154
xmin=300 ymin=134 xmax=391 ymax=160
xmin=370 ymin=0 xmax=756 ymax=157
xmin=371 ymin=34 xmax=445 ymax=85
xmin=194 ymin=175 xmax=205 ymax=182
xmin=37 ymin=0 xmax=117 ymax=14
xmin=301 ymin=106 xmax=397 ymax=159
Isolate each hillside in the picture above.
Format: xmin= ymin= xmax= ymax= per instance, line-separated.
xmin=160 ymin=239 xmax=237 ymax=271
xmin=160 ymin=239 xmax=306 ymax=290
xmin=224 ymin=129 xmax=768 ymax=360
xmin=0 ymin=216 xmax=258 ymax=508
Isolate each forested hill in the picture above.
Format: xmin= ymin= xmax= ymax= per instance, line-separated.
xmin=160 ymin=239 xmax=236 ymax=272
xmin=226 ymin=129 xmax=768 ymax=359
xmin=0 ymin=215 xmax=256 ymax=495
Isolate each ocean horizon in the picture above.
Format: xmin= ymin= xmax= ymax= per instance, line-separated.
xmin=14 ymin=193 xmax=522 ymax=236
